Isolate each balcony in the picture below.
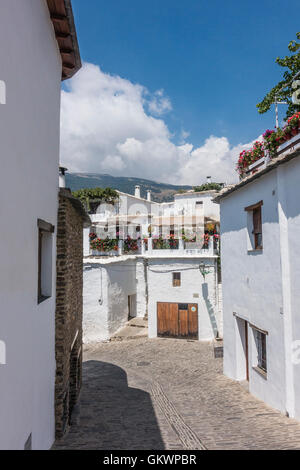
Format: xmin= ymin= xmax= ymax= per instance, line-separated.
xmin=89 ymin=236 xmax=219 ymax=258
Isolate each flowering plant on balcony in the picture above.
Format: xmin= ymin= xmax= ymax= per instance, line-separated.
xmin=153 ymin=235 xmax=179 ymax=250
xmin=182 ymin=235 xmax=196 ymax=243
xmin=89 ymin=232 xmax=97 ymax=241
xmin=236 ymin=141 xmax=264 ymax=178
xmin=263 ymin=129 xmax=284 ymax=157
xmin=202 ymin=233 xmax=210 ymax=249
xmin=283 ymin=112 xmax=300 ymax=139
xmin=123 ymin=236 xmax=139 ymax=253
xmin=90 ymin=237 xmax=118 ymax=252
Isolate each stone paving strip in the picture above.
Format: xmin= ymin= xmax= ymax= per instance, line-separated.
xmin=54 ymin=338 xmax=300 ymax=450
xmin=150 ymin=381 xmax=206 ymax=450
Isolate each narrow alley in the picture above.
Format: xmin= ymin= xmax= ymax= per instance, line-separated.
xmin=54 ymin=337 xmax=300 ymax=450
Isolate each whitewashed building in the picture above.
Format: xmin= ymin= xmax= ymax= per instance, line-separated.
xmin=83 ymin=185 xmax=222 ymax=343
xmin=215 ymin=147 xmax=300 ymax=419
xmin=83 ymin=249 xmax=221 ymax=344
xmin=0 ymin=0 xmax=81 ymax=450
xmin=84 ymin=185 xmax=221 ymax=256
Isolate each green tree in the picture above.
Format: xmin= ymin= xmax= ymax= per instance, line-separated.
xmin=72 ymin=187 xmax=119 ymax=210
xmin=257 ymin=32 xmax=300 ymax=120
xmin=193 ymin=183 xmax=222 ymax=192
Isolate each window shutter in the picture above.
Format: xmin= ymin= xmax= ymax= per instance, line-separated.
xmin=253 ymin=207 xmax=262 ymax=234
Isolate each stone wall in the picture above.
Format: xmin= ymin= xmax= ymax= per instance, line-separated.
xmin=55 ymin=190 xmax=86 ymax=439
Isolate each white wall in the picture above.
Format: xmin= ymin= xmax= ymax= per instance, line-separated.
xmin=136 ymin=259 xmax=147 ymax=318
xmin=0 ymin=0 xmax=61 ymax=450
xmin=220 ymin=172 xmax=287 ymax=414
xmin=83 ymin=264 xmax=109 ymax=343
xmin=279 ymin=158 xmax=300 ymax=418
xmin=146 ymin=257 xmax=219 ymax=341
xmin=83 ymin=258 xmax=139 ymax=343
xmin=174 ymin=192 xmax=220 ymax=220
xmin=106 ymin=259 xmax=137 ymax=335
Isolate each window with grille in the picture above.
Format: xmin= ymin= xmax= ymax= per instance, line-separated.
xmin=172 ymin=272 xmax=181 ymax=287
xmin=255 ymin=329 xmax=267 ymax=373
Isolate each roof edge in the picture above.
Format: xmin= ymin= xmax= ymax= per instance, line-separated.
xmin=213 ymin=149 xmax=300 ymax=203
xmin=47 ymin=0 xmax=81 ymax=81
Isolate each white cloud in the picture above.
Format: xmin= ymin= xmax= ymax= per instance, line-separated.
xmin=148 ymin=89 xmax=172 ymax=115
xmin=60 ymin=63 xmax=254 ymax=185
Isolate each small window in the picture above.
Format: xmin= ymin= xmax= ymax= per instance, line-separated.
xmin=253 ymin=207 xmax=262 ymax=249
xmin=173 ymin=272 xmax=181 ymax=287
xmin=196 ymin=201 xmax=203 ymax=205
xmin=38 ymin=219 xmax=54 ymax=304
xmin=245 ymin=201 xmax=263 ymax=251
xmin=254 ymin=329 xmax=267 ymax=373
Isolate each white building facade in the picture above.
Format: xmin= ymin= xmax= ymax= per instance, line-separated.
xmin=83 ymin=249 xmax=222 ymax=344
xmin=0 ymin=0 xmax=80 ymax=450
xmin=215 ymin=149 xmax=300 ymax=419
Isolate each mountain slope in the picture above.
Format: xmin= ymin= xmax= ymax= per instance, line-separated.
xmin=65 ymin=173 xmax=193 ymax=202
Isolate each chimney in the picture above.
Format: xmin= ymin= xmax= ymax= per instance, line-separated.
xmin=206 ymin=176 xmax=212 ymax=184
xmin=59 ymin=166 xmax=68 ymax=188
xmin=135 ymin=185 xmax=141 ymax=198
xmin=147 ymin=190 xmax=151 ymax=201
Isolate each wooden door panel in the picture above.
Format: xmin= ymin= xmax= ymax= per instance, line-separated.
xmin=188 ymin=304 xmax=198 ymax=338
xmin=157 ymin=303 xmax=169 ymax=335
xmin=179 ymin=310 xmax=189 ymax=337
xmin=169 ymin=303 xmax=179 ymax=336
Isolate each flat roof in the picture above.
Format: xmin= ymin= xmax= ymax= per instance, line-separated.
xmin=117 ymin=190 xmax=159 ymax=205
xmin=174 ymin=190 xmax=219 ymax=197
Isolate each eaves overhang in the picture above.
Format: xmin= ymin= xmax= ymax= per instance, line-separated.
xmin=46 ymin=0 xmax=81 ymax=80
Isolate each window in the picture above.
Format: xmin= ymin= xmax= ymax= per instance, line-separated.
xmin=38 ymin=219 xmax=54 ymax=304
xmin=254 ymin=329 xmax=267 ymax=373
xmin=245 ymin=201 xmax=263 ymax=250
xmin=253 ymin=207 xmax=262 ymax=249
xmin=173 ymin=272 xmax=181 ymax=287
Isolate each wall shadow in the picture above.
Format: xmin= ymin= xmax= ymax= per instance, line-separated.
xmin=202 ymin=283 xmax=218 ymax=338
xmin=54 ymin=360 xmax=165 ymax=450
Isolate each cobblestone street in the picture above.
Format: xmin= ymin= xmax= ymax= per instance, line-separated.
xmin=54 ymin=338 xmax=300 ymax=450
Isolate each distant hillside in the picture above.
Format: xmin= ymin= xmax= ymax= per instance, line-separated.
xmin=65 ymin=173 xmax=193 ymax=202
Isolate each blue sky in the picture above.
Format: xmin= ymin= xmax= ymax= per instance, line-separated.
xmin=61 ymin=1 xmax=300 ymax=184
xmin=71 ymin=0 xmax=299 ymax=145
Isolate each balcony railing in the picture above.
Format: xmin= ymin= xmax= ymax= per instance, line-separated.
xmin=89 ymin=236 xmax=219 ymax=257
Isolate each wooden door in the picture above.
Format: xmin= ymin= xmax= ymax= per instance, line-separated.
xmin=157 ymin=303 xmax=198 ymax=339
xmin=178 ymin=305 xmax=189 ymax=337
xmin=188 ymin=304 xmax=198 ymax=339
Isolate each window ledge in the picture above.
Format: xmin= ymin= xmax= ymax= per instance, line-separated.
xmin=38 ymin=295 xmax=51 ymax=305
xmin=247 ymin=249 xmax=263 ymax=254
xmin=253 ymin=366 xmax=267 ymax=379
